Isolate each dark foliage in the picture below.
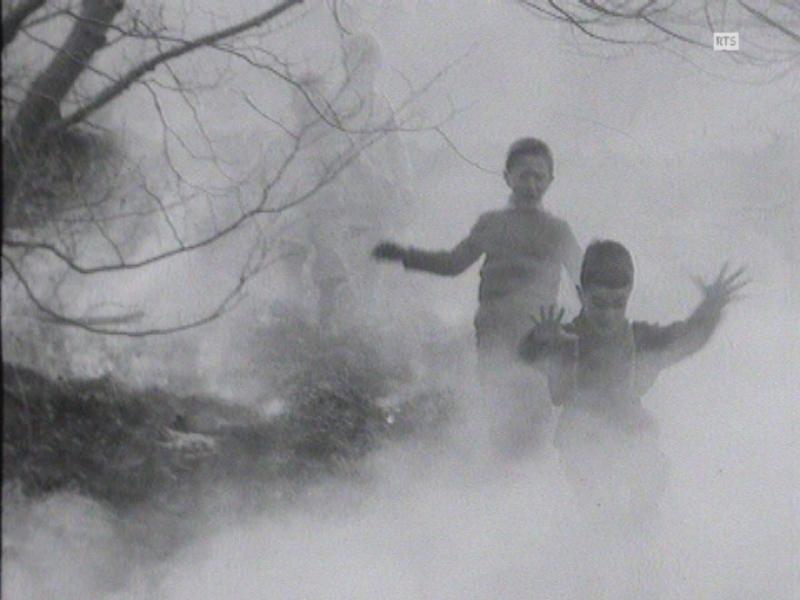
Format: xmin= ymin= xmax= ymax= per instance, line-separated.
xmin=3 ymin=351 xmax=452 ymax=513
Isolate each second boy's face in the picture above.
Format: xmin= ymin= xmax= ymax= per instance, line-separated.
xmin=505 ymin=154 xmax=552 ymax=205
xmin=579 ymin=285 xmax=632 ymax=332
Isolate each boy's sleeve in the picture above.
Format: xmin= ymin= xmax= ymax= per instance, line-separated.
xmin=558 ymin=222 xmax=582 ymax=285
xmin=636 ymin=296 xmax=725 ymax=371
xmin=402 ymin=214 xmax=486 ymax=276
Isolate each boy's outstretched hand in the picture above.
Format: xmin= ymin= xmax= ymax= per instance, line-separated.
xmin=692 ymin=262 xmax=749 ymax=310
xmin=519 ymin=304 xmax=575 ymax=362
xmin=372 ymin=241 xmax=406 ymax=262
xmin=530 ymin=304 xmax=567 ymax=343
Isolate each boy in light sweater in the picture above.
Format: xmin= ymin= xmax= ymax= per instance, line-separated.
xmin=373 ymin=138 xmax=582 ymax=455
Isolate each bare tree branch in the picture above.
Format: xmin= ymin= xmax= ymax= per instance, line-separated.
xmin=3 ymin=48 xmax=456 ymax=277
xmin=1 ymin=2 xmax=460 ymax=338
xmin=13 ymin=0 xmax=126 ymax=144
xmin=35 ymin=310 xmax=146 ymax=326
xmin=2 ymin=251 xmax=247 ymax=337
xmin=739 ymin=0 xmax=800 ymax=44
xmin=2 ymin=0 xmax=46 ymax=50
xmin=45 ymin=0 xmax=304 ymax=136
xmin=518 ymin=0 xmax=800 ymax=64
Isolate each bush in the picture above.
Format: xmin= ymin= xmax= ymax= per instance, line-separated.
xmin=2 ymin=321 xmax=456 ymax=560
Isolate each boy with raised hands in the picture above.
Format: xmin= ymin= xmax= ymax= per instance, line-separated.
xmin=519 ymin=240 xmax=748 ymax=518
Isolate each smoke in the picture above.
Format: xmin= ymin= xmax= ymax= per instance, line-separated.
xmin=3 ymin=305 xmax=797 ymax=599
xmin=3 ymin=2 xmax=799 ymax=599
xmin=6 ymin=327 xmax=796 ymax=600
xmin=2 ymin=491 xmax=133 ymax=600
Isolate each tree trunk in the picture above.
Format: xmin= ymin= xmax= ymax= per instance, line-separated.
xmin=4 ymin=0 xmax=124 ymax=219
xmin=12 ymin=0 xmax=125 ymax=145
xmin=2 ymin=0 xmax=47 ymax=50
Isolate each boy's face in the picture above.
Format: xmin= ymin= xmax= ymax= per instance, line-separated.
xmin=578 ymin=284 xmax=632 ymax=332
xmin=504 ymin=154 xmax=552 ymax=205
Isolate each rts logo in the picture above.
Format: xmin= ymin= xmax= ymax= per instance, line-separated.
xmin=713 ymin=32 xmax=740 ymax=51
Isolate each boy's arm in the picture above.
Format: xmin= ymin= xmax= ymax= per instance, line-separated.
xmin=547 ymin=338 xmax=577 ymax=406
xmin=638 ymin=263 xmax=748 ymax=368
xmin=373 ymin=215 xmax=486 ymax=276
xmin=401 ymin=235 xmax=483 ymax=276
xmin=520 ymin=332 xmax=577 ymax=406
xmin=518 ymin=306 xmax=577 ymax=406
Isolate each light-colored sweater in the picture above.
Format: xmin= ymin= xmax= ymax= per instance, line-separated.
xmin=401 ymin=201 xmax=581 ymax=304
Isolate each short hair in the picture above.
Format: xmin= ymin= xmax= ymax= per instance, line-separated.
xmin=580 ymin=240 xmax=634 ymax=289
xmin=505 ymin=137 xmax=554 ymax=175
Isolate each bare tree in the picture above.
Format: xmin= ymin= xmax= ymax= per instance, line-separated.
xmin=517 ymin=0 xmax=800 ymax=68
xmin=1 ymin=1 xmax=453 ymax=337
xmin=3 ymin=0 xmax=303 ymax=214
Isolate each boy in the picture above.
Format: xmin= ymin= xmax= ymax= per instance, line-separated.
xmin=519 ymin=240 xmax=747 ymax=518
xmin=373 ymin=137 xmax=582 ymax=455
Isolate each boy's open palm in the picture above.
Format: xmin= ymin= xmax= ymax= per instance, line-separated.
xmin=531 ymin=304 xmax=567 ymax=342
xmin=692 ymin=262 xmax=749 ymax=309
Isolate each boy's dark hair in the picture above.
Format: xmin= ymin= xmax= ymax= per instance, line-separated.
xmin=505 ymin=137 xmax=554 ymax=175
xmin=580 ymin=240 xmax=634 ymax=289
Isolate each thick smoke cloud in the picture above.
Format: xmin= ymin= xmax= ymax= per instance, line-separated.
xmin=3 ymin=2 xmax=798 ymax=599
